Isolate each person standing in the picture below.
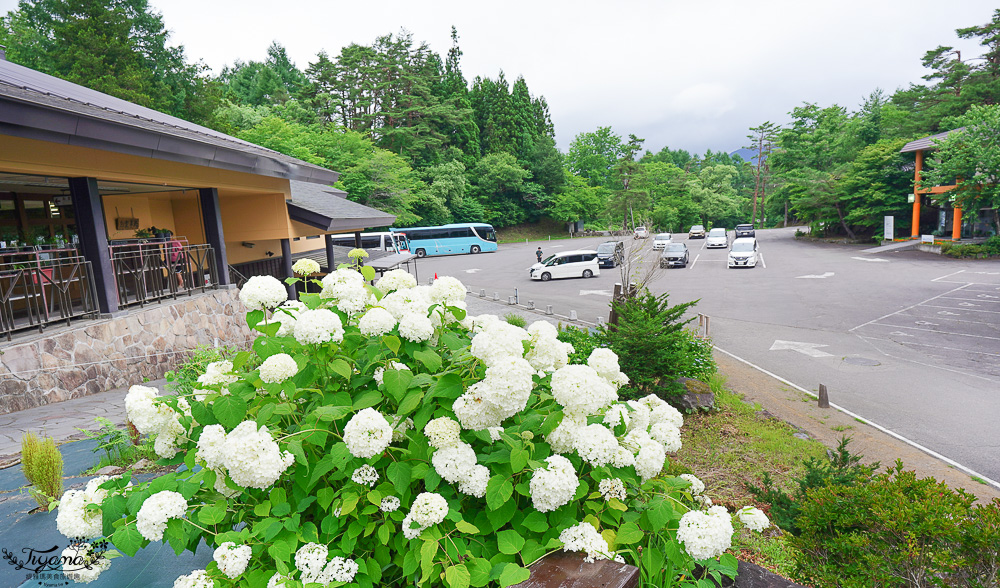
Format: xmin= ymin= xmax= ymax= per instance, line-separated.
xmin=536 ymin=247 xmax=543 ymax=263
xmin=168 ymin=237 xmax=184 ymax=290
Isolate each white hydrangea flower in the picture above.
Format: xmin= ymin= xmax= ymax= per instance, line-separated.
xmin=551 ymin=364 xmax=618 ymax=419
xmin=641 ymin=394 xmax=684 ymax=429
xmin=320 ymin=268 xmax=365 ymax=299
xmin=380 ymin=287 xmax=432 ymax=321
xmin=259 ymin=353 xmax=298 ymax=384
xmin=374 ymin=361 xmax=410 ymax=387
xmin=677 ymin=508 xmax=734 ymax=560
xmin=293 ymin=308 xmax=344 ymax=345
xmin=376 ymin=269 xmax=417 ymax=293
xmin=634 ymin=438 xmax=667 ymax=482
xmin=457 ymin=464 xmax=489 ymax=498
xmin=325 ymin=557 xmax=360 ymax=583
xmin=351 ymin=464 xmax=380 ymax=487
xmin=599 ymin=478 xmax=627 ymax=502
xmin=431 ymin=443 xmax=478 ymax=484
xmin=124 ymin=384 xmax=176 ymax=435
xmin=470 ymin=321 xmax=530 ymax=367
xmin=136 ymin=490 xmax=187 ymax=542
xmin=62 ymin=542 xmax=110 ymax=584
xmin=213 ymin=470 xmax=239 ymax=498
xmin=574 ymin=424 xmax=621 ymax=467
xmin=196 ymin=424 xmax=227 ymax=470
xmin=221 ymin=421 xmax=295 ymax=489
xmin=603 ymin=404 xmax=630 ymax=428
xmin=198 ymin=360 xmax=238 ymax=387
xmin=380 ymin=496 xmax=401 ymax=512
xmin=737 ymin=506 xmax=770 ymax=532
xmin=214 ymin=542 xmax=252 ymax=579
xmin=332 ymin=280 xmax=374 ymax=315
xmin=273 ymin=301 xmax=304 ymax=337
xmin=267 ymin=573 xmax=292 ymax=588
xmin=239 ymin=275 xmax=288 ymax=310
xmin=650 ymin=422 xmax=682 ymax=453
xmin=430 ymin=276 xmax=466 ymax=305
xmin=153 ymin=414 xmax=185 ymax=458
xmin=487 ymin=426 xmax=504 ymax=442
xmin=292 ymin=258 xmax=320 ymax=276
xmin=172 ymin=569 xmax=213 ymax=588
xmin=410 ymin=492 xmax=448 ymax=527
xmin=424 ymin=417 xmax=462 ymax=449
xmin=559 ymin=522 xmax=617 ymax=563
xmin=390 ymin=415 xmax=414 ymax=442
xmin=398 ymin=313 xmax=434 ymax=342
xmin=359 ymin=307 xmax=397 ymax=336
xmin=295 ymin=542 xmax=330 ymax=585
xmin=587 ymin=348 xmax=630 ymax=388
xmin=56 ymin=475 xmax=123 ymax=539
xmin=529 ymin=455 xmax=579 ymax=512
xmin=680 ymin=473 xmax=706 ymax=495
xmin=696 ymin=494 xmax=714 ymax=509
xmin=624 ymin=400 xmax=651 ymax=434
xmin=525 ymin=321 xmax=574 ymax=373
xmin=547 ymin=416 xmax=585 ymax=454
xmin=452 ymin=388 xmax=505 ymax=432
xmin=611 ymin=446 xmax=636 ymax=468
xmin=343 ymin=408 xmax=392 ymax=458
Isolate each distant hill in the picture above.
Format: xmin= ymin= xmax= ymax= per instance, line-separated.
xmin=729 ymin=148 xmax=759 ymax=164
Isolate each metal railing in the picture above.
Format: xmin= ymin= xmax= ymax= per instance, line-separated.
xmin=0 ymin=253 xmax=99 ymax=341
xmin=229 ymin=257 xmax=283 ymax=287
xmin=109 ymin=240 xmax=218 ymax=309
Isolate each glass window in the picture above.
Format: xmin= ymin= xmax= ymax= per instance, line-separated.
xmin=361 ymin=236 xmax=380 ymax=248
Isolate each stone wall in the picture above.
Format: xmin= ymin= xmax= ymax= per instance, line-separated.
xmin=0 ymin=288 xmax=254 ymax=414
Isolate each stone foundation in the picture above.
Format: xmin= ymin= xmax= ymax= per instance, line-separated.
xmin=0 ymin=289 xmax=254 ymax=414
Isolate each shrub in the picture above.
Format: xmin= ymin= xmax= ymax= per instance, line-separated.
xmin=78 ymin=417 xmax=156 ymax=471
xmin=51 ymin=269 xmax=765 ymax=586
xmin=556 ymin=324 xmax=599 ymax=364
xmin=21 ymin=432 xmax=63 ymax=507
xmin=502 ymin=312 xmax=527 ymax=328
xmin=164 ymin=345 xmax=248 ymax=395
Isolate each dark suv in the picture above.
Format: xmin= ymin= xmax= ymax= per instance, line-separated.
xmin=735 ymin=224 xmax=755 ymax=238
xmin=596 ymin=241 xmax=624 ymax=268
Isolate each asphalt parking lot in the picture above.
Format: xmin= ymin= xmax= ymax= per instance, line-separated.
xmin=415 ymin=227 xmax=1000 ymax=485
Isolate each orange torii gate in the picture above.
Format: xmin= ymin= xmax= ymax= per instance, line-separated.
xmin=901 ymin=130 xmax=962 ymax=240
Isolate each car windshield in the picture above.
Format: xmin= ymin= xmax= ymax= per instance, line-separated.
xmin=655 ymin=234 xmax=670 ymax=240
xmin=540 ymin=254 xmax=556 ymax=265
xmin=709 ymin=228 xmax=726 ymax=237
xmin=692 ymin=225 xmax=704 ymax=231
xmin=731 ymin=241 xmax=755 ymax=252
xmin=597 ymin=243 xmax=616 ymax=253
xmin=737 ymin=225 xmax=752 ymax=230
xmin=665 ymin=243 xmax=686 ymax=252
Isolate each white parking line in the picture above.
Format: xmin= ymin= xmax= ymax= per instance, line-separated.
xmin=689 ymin=254 xmax=700 ymax=269
xmin=759 ymin=254 xmax=766 ymax=269
xmin=876 ymin=339 xmax=1000 ymax=358
xmin=939 ymin=295 xmax=1000 ymax=303
xmin=932 ymin=270 xmax=967 ymax=282
xmin=921 ymin=304 xmax=1000 ymax=315
xmin=849 ymin=283 xmax=971 ymax=331
xmin=871 ymin=324 xmax=1000 ymax=341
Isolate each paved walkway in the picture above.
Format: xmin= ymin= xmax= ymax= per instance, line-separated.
xmin=860 ymin=239 xmax=920 ymax=253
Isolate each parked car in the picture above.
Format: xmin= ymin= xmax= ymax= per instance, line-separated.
xmin=728 ymin=238 xmax=759 ymax=268
xmin=659 ymin=242 xmax=689 ymax=268
xmin=596 ymin=241 xmax=624 ymax=268
xmin=633 ymin=226 xmax=649 ymax=239
xmin=652 ymin=233 xmax=672 ymax=250
xmin=530 ymin=250 xmax=601 ymax=281
xmin=706 ymin=227 xmax=728 ymax=248
xmin=688 ymin=224 xmax=706 ymax=239
xmin=735 ymin=224 xmax=755 ymax=239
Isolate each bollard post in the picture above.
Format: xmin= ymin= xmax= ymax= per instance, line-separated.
xmin=515 ymin=288 xmax=519 ymax=304
xmin=818 ymin=384 xmax=830 ymax=408
xmin=508 ymin=296 xmax=516 ymax=305
xmin=527 ymin=301 xmax=535 ymax=310
xmin=493 ymin=292 xmax=499 ymax=301
xmin=480 ymin=289 xmax=486 ymax=298
xmin=570 ymin=310 xmax=578 ymax=321
xmin=597 ymin=317 xmax=604 ymax=326
xmin=545 ymin=305 xmax=553 ymax=315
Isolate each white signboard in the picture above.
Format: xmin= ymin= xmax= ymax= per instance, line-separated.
xmin=921 ymin=234 xmax=935 ymax=243
xmin=884 ymin=216 xmax=894 ymax=241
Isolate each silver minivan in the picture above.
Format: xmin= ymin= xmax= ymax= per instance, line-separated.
xmin=530 ymin=250 xmax=601 ymax=281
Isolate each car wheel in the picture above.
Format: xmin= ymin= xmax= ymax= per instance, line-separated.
xmin=470 ymin=245 xmax=481 ymax=254
xmin=415 ymin=248 xmax=426 ymax=258
xmin=582 ymin=269 xmax=593 ymax=278
xmin=541 ymin=272 xmax=551 ymax=282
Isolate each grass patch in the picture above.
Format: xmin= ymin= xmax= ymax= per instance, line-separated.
xmin=731 ymin=529 xmax=799 ymax=579
xmin=496 ymin=218 xmax=575 ymax=244
xmin=831 ymin=424 xmax=853 ymax=432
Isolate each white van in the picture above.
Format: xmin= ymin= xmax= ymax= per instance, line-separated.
xmin=652 ymin=233 xmax=672 ymax=250
xmin=728 ymin=238 xmax=759 ymax=268
xmin=530 ymin=250 xmax=601 ymax=281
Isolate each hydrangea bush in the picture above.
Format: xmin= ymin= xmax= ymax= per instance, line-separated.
xmin=53 ymin=267 xmax=766 ymax=587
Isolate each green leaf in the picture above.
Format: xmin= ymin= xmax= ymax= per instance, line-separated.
xmin=246 ymin=309 xmax=264 ymax=330
xmin=420 ymin=539 xmax=439 ymax=581
xmin=352 ymin=390 xmax=384 ymax=411
xmin=398 ymin=389 xmax=424 ymax=417
xmin=378 ymin=522 xmax=391 ymax=545
xmin=198 ymin=502 xmax=227 ymax=525
xmin=330 ymin=359 xmax=352 ymax=380
xmin=455 ymin=520 xmax=480 ymax=535
xmin=521 ymin=511 xmax=548 ymax=533
xmin=383 ymin=369 xmax=413 ymax=402
xmin=467 ymin=557 xmax=492 ymax=587
xmin=486 ymin=475 xmax=514 ymax=511
xmin=341 ymin=492 xmax=360 ymax=516
xmin=189 ymin=401 xmax=217 ymax=426
xmin=387 ymin=461 xmax=413 ymax=492
xmin=445 ymin=563 xmax=472 ymax=588
xmin=510 ymin=447 xmax=529 ymax=473
xmin=212 ymin=394 xmax=247 ymax=429
xmin=497 ymin=529 xmax=525 ymax=555
xmin=112 ymin=524 xmax=145 ymax=557
xmin=383 ymin=335 xmax=401 ymax=355
xmin=498 ymin=563 xmax=531 ymax=587
xmin=413 ymin=349 xmax=443 ymax=371
xmin=311 ymin=405 xmax=352 ymax=421
xmin=317 ymin=487 xmax=336 ymax=510
xmin=429 ymin=373 xmax=464 ymax=401
xmin=440 ymin=332 xmax=466 ymax=351
xmin=328 ymin=442 xmax=353 ymax=472
xmin=361 ymin=265 xmax=376 ymax=282
xmin=615 ymin=521 xmax=643 ymax=545
xmin=268 ymin=538 xmax=293 ymax=567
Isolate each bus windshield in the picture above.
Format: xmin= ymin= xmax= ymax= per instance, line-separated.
xmin=473 ymin=225 xmax=497 ymax=242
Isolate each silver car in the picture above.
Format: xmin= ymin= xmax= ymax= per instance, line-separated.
xmin=706 ymin=227 xmax=728 ymax=248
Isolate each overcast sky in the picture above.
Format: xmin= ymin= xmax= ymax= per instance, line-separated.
xmin=2 ymin=1 xmax=996 ymax=155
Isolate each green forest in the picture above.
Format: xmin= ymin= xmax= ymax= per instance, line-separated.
xmin=3 ymin=0 xmax=1000 ymax=237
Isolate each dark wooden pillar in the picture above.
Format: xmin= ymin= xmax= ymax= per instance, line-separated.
xmin=354 ymin=231 xmax=362 ymax=248
xmin=280 ymin=238 xmax=294 ymax=299
xmin=198 ymin=188 xmax=230 ymax=286
xmin=68 ymin=177 xmax=120 ymax=315
xmin=325 ymin=234 xmax=336 ymax=272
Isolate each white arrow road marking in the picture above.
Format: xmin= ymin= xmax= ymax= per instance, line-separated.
xmin=914 ymin=321 xmax=939 ymax=326
xmin=580 ymin=289 xmax=613 ymax=297
xmin=769 ymin=340 xmax=834 ymax=358
xmin=464 ymin=268 xmax=481 ymax=274
xmin=959 ymin=302 xmax=978 ymax=307
xmin=938 ymin=310 xmax=961 ymax=316
xmin=890 ymin=331 xmax=915 ymax=337
xmin=852 ymin=256 xmax=888 ymax=262
xmin=796 ymin=272 xmax=835 ymax=279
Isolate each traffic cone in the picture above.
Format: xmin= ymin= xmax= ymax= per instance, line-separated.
xmin=434 ymin=273 xmax=438 ymax=280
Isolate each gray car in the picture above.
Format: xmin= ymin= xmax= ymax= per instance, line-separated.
xmin=659 ymin=242 xmax=689 ymax=268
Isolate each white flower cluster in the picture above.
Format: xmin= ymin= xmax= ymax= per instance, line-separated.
xmin=524 ymin=321 xmax=574 ymax=373
xmin=273 ymin=300 xmax=306 ymax=337
xmin=529 ymin=455 xmax=579 ymax=512
xmin=737 ymin=506 xmax=771 ymax=532
xmin=344 ymin=408 xmax=392 ymax=458
xmin=291 ymin=258 xmax=320 ymax=276
xmin=376 ymin=269 xmax=417 ymax=293
xmin=677 ymin=506 xmax=734 ymax=560
xmin=351 ymin=464 xmax=380 ymax=487
xmin=380 ymin=496 xmax=401 ymax=513
xmin=136 ymin=490 xmax=187 ymax=542
xmin=453 ymin=356 xmax=534 ymax=431
xmin=294 ymin=543 xmax=359 ymax=585
xmin=213 ymin=542 xmax=252 ymax=579
xmin=588 ymin=348 xmax=630 ymax=388
xmin=173 ymin=569 xmax=214 ymax=588
xmin=424 ymin=417 xmax=461 ymax=448
xmin=124 ymin=384 xmax=185 ymax=458
xmin=551 ymin=365 xmax=618 ymax=420
xmin=375 ymin=361 xmax=410 ymax=387
xmin=320 ymin=268 xmax=373 ymax=315
xmin=402 ymin=492 xmax=449 ymax=540
xmin=267 ymin=573 xmax=292 ymax=588
xmin=470 ymin=321 xmax=530 ymax=367
xmin=358 ymin=306 xmax=397 ymax=336
xmin=598 ymin=478 xmax=627 ymax=502
xmin=61 ymin=542 xmax=110 ymax=584
xmin=426 ymin=417 xmax=489 ymax=498
xmin=391 ymin=415 xmax=413 ymax=442
xmin=195 ymin=421 xmax=294 ymax=490
xmin=429 ymin=276 xmax=466 ymax=305
xmin=380 ymin=286 xmax=431 ymax=321
xmin=239 ymin=275 xmax=287 ymax=311
xmin=398 ymin=312 xmax=434 ymax=342
xmin=559 ymin=522 xmax=618 ymax=563
xmin=293 ymin=308 xmax=344 ymax=345
xmin=56 ymin=476 xmax=117 ymax=539
xmin=680 ymin=473 xmax=706 ymax=496
xmin=198 ymin=360 xmax=238 ymax=387
xmin=259 ymin=353 xmax=298 ymax=384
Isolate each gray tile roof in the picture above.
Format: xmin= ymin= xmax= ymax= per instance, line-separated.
xmin=0 ymin=59 xmax=337 ymax=184
xmin=287 ymin=180 xmax=396 ymax=232
xmin=900 ymin=128 xmax=964 ymax=153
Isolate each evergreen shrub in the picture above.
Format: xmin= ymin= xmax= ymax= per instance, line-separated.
xmin=21 ymin=431 xmax=63 ymax=507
